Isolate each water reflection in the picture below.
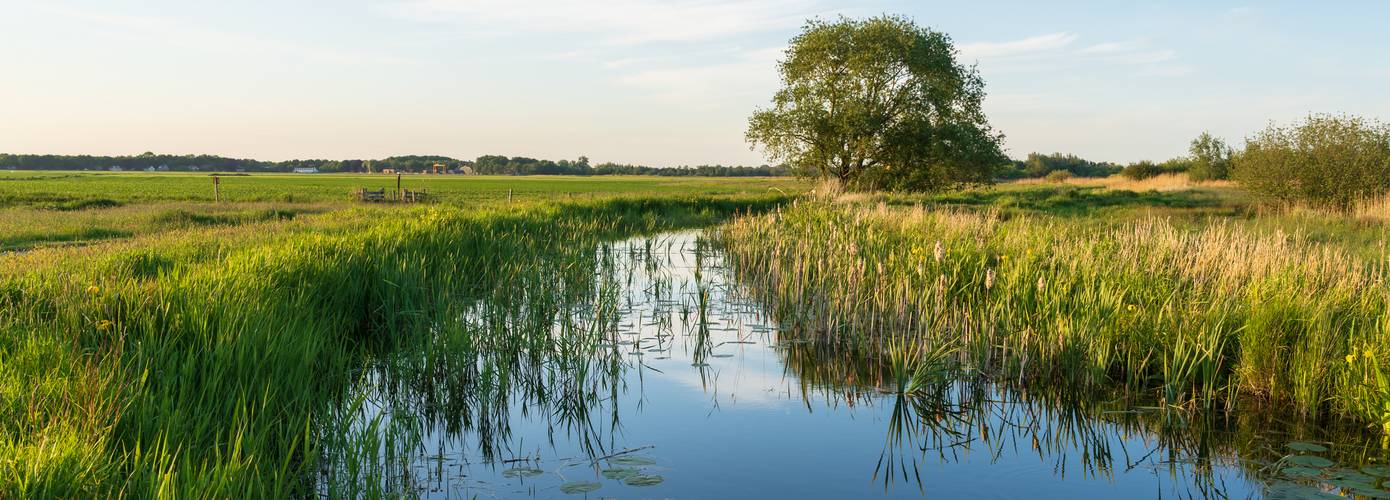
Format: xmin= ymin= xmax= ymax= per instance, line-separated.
xmin=317 ymin=231 xmax=1390 ymax=499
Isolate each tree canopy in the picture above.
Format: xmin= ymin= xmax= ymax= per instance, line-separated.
xmin=746 ymin=15 xmax=1007 ymax=192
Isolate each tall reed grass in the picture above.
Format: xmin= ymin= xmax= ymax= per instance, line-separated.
xmin=715 ymin=198 xmax=1390 ymax=431
xmin=0 ymin=194 xmax=785 ymax=497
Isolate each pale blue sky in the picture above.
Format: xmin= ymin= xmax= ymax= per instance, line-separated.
xmin=2 ymin=0 xmax=1387 ymax=165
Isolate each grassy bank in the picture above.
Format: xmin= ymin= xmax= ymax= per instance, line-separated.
xmin=0 ymin=193 xmax=785 ymax=497
xmin=715 ymin=197 xmax=1390 ymax=430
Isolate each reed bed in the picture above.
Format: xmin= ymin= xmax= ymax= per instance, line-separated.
xmin=714 ymin=198 xmax=1390 ymax=431
xmin=0 ymin=194 xmax=785 ymax=497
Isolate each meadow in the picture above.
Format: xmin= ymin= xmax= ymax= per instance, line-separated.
xmin=4 ymin=171 xmax=1390 ymax=497
xmin=0 ymin=171 xmax=798 ymax=250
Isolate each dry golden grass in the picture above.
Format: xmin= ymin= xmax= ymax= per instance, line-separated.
xmin=1015 ymin=173 xmax=1236 ymax=192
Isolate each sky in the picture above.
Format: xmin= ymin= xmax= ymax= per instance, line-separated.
xmin=2 ymin=0 xmax=1388 ymax=166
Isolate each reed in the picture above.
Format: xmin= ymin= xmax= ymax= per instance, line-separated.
xmin=0 ymin=193 xmax=786 ymax=497
xmin=714 ymin=199 xmax=1390 ymax=430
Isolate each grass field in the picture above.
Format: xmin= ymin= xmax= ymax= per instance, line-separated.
xmin=0 ymin=170 xmax=798 ymax=207
xmin=0 ymin=171 xmax=800 ymax=251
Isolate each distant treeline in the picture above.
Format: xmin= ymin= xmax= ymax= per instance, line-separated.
xmin=0 ymin=152 xmax=790 ymax=177
xmin=996 ymin=153 xmax=1122 ymax=179
xmin=997 ymin=152 xmax=1192 ymax=181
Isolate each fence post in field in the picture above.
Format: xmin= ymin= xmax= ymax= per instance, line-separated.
xmin=508 ymin=188 xmax=513 ymax=207
xmin=213 ymin=175 xmax=220 ymax=202
xmin=396 ymin=173 xmax=402 ymax=201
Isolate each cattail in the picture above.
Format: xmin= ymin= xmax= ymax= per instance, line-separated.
xmin=985 ymin=269 xmax=995 ymax=290
xmin=933 ymin=241 xmax=944 ymax=263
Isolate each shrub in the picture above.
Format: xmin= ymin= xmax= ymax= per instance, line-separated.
xmin=1188 ymin=132 xmax=1232 ymax=181
xmin=1044 ymin=170 xmax=1073 ymax=183
xmin=1234 ymin=114 xmax=1390 ymax=208
xmin=1121 ymin=160 xmax=1162 ymax=180
xmin=1122 ymin=157 xmax=1190 ymax=180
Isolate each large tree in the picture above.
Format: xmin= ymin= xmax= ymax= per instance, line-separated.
xmin=746 ymin=15 xmax=1006 ymax=192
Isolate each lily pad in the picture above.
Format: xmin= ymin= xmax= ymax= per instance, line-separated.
xmin=1282 ymin=467 xmax=1323 ymax=478
xmin=1349 ymin=489 xmax=1390 ymax=499
xmin=1326 ymin=478 xmax=1379 ymax=491
xmin=623 ymin=474 xmax=665 ymax=487
xmin=1331 ymin=470 xmax=1374 ymax=483
xmin=609 ymin=455 xmax=657 ymax=466
xmin=1287 ymin=455 xmax=1335 ymax=468
xmin=1364 ymin=466 xmax=1390 ymax=477
xmin=601 ymin=468 xmax=641 ymax=480
xmin=503 ymin=467 xmax=544 ymax=478
xmin=1288 ymin=442 xmax=1330 ymax=453
xmin=559 ymin=481 xmax=602 ymax=494
xmin=1266 ymin=483 xmax=1342 ymax=500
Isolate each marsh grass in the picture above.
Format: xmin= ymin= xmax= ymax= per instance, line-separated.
xmin=0 ymin=193 xmax=786 ymax=497
xmin=715 ymin=199 xmax=1390 ymax=431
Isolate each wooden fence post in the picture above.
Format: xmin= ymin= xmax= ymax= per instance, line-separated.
xmin=213 ymin=175 xmax=220 ymax=202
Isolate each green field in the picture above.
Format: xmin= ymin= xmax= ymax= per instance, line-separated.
xmin=0 ymin=171 xmax=798 ymax=207
xmin=0 ymin=171 xmax=801 ymax=251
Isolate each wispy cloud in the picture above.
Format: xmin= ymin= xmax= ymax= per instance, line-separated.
xmin=1080 ymin=39 xmax=1146 ymax=55
xmin=35 ymin=3 xmax=417 ymax=66
xmin=383 ymin=0 xmax=834 ymax=45
xmin=614 ymin=46 xmax=785 ymax=103
xmin=958 ymin=32 xmax=1078 ymax=59
xmin=961 ymin=33 xmax=1188 ymax=78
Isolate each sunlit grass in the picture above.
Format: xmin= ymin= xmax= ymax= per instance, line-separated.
xmin=0 ymin=193 xmax=787 ymax=497
xmin=715 ymin=197 xmax=1390 ymax=430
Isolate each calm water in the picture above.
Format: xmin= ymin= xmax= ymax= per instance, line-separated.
xmin=320 ymin=232 xmax=1390 ymax=499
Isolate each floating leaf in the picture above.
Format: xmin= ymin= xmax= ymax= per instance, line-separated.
xmin=610 ymin=456 xmax=656 ymax=466
xmin=1287 ymin=455 xmax=1335 ymax=468
xmin=1266 ymin=483 xmax=1341 ymax=500
xmin=1326 ymin=478 xmax=1379 ymax=491
xmin=1350 ymin=489 xmax=1390 ymax=499
xmin=503 ymin=467 xmax=544 ymax=478
xmin=1288 ymin=442 xmax=1330 ymax=453
xmin=1364 ymin=466 xmax=1390 ymax=477
xmin=1332 ymin=470 xmax=1374 ymax=483
xmin=601 ymin=468 xmax=640 ymax=480
xmin=1282 ymin=467 xmax=1323 ymax=478
xmin=623 ymin=474 xmax=665 ymax=487
xmin=560 ymin=481 xmax=602 ymax=494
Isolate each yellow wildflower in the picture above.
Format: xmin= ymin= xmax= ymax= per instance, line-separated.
xmin=1347 ymin=352 xmax=1357 ymax=364
xmin=96 ymin=319 xmax=113 ymax=330
xmin=1365 ymin=348 xmax=1376 ymax=360
xmin=87 ymin=285 xmax=100 ymax=295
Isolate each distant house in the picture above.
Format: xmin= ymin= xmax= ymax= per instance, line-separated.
xmin=292 ymin=167 xmax=319 ymax=174
xmin=109 ymin=165 xmax=123 ymax=172
xmin=145 ymin=166 xmax=157 ymax=172
xmin=157 ymin=165 xmax=169 ymax=171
